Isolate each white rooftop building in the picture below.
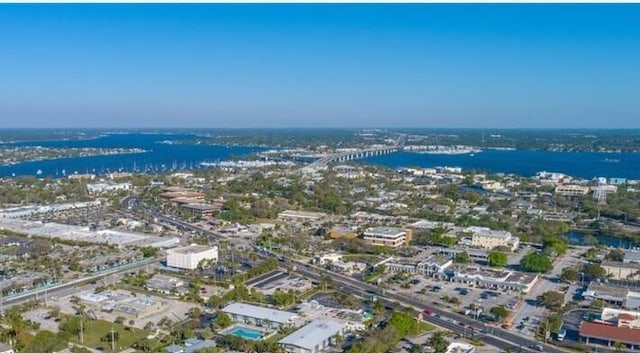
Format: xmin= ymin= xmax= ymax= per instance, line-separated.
xmin=278 ymin=319 xmax=346 ymax=353
xmin=466 ymin=226 xmax=519 ymax=251
xmin=446 ymin=342 xmax=475 ymax=353
xmin=166 ymin=244 xmax=218 ymax=270
xmin=362 ymin=226 xmax=409 ymax=248
xmin=86 ymin=182 xmax=132 ymax=195
xmin=221 ymin=302 xmax=300 ymax=329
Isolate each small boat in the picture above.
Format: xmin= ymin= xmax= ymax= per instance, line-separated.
xmin=602 ymin=158 xmax=620 ymax=163
xmin=36 ymin=169 xmax=42 ymax=175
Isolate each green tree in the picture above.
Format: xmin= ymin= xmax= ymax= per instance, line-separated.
xmin=584 ymin=263 xmax=607 ymax=280
xmin=140 ymin=246 xmax=158 ymax=258
xmin=606 ymin=249 xmax=625 ymax=262
xmin=489 ymin=306 xmax=510 ymax=323
xmin=537 ymin=291 xmax=565 ymax=311
xmin=25 ymin=330 xmax=66 ymax=353
xmin=488 ymin=251 xmax=508 ymax=267
xmin=216 ymin=312 xmax=232 ymax=328
xmin=455 ymin=251 xmax=470 ymax=264
xmin=520 ymin=253 xmax=553 ymax=273
xmin=388 ymin=311 xmax=418 ymax=337
xmin=559 ymin=267 xmax=579 ymax=283
xmin=428 ymin=331 xmax=449 ymax=353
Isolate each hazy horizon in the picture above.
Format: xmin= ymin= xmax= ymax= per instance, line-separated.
xmin=1 ymin=4 xmax=639 ymax=129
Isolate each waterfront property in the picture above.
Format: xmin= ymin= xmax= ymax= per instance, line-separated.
xmin=278 ymin=319 xmax=345 ymax=353
xmin=221 ymin=303 xmax=300 ymax=329
xmin=166 ymin=244 xmax=218 ymax=270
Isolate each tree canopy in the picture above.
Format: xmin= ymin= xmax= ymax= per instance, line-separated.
xmin=520 ymin=253 xmax=553 ymax=273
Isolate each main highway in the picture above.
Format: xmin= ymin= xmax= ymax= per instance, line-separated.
xmin=127 ymin=196 xmax=566 ymax=353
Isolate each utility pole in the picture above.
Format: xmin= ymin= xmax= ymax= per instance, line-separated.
xmin=80 ymin=320 xmax=84 ymax=344
xmin=110 ymin=326 xmax=116 ymax=351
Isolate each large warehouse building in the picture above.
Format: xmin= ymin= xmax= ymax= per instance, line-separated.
xmin=166 ymin=244 xmax=218 ymax=270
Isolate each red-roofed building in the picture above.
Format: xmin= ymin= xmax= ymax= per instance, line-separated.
xmin=580 ymin=321 xmax=640 ymax=349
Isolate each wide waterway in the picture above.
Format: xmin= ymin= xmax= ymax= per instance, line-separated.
xmin=0 ymin=133 xmax=265 ymax=177
xmin=1 ymin=133 xmax=640 ymax=179
xmin=364 ymin=150 xmax=640 ymax=180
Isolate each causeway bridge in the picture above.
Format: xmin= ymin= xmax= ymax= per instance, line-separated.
xmin=300 ymin=134 xmax=406 ymax=171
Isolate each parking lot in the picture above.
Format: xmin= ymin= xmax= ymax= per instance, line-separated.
xmin=393 ymin=274 xmax=516 ymax=317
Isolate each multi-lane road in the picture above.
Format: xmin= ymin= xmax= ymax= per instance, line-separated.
xmin=127 ymin=196 xmax=568 ymax=353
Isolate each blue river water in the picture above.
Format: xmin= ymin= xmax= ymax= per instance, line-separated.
xmin=0 ymin=133 xmax=266 ymax=178
xmin=1 ymin=133 xmax=640 ymax=180
xmin=364 ymin=150 xmax=640 ymax=179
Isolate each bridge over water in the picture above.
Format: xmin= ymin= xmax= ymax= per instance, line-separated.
xmin=300 ymin=134 xmax=406 ymax=172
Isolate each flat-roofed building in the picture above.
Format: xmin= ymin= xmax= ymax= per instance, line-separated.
xmin=467 ymin=226 xmax=519 ymax=251
xmin=555 ymin=184 xmax=590 ymax=196
xmin=161 ymin=191 xmax=205 ymax=202
xmin=278 ymin=319 xmax=345 ymax=353
xmin=386 ymin=254 xmax=453 ymax=275
xmin=600 ymin=308 xmax=640 ymax=329
xmin=180 ymin=203 xmax=219 ymax=218
xmin=278 ymin=210 xmax=328 ymax=222
xmin=624 ymin=250 xmax=640 ymax=264
xmin=221 ymin=303 xmax=299 ymax=329
xmin=86 ymin=182 xmax=132 ymax=195
xmin=166 ymin=244 xmax=218 ymax=270
xmin=446 ymin=342 xmax=475 ymax=353
xmin=362 ymin=226 xmax=411 ymax=248
xmin=448 ymin=265 xmax=539 ymax=294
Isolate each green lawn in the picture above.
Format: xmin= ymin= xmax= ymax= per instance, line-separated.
xmin=69 ymin=319 xmax=149 ymax=353
xmin=409 ymin=322 xmax=436 ymax=337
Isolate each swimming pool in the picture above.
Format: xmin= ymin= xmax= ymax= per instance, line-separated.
xmin=226 ymin=326 xmax=264 ymax=341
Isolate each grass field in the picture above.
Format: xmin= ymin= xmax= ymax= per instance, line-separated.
xmin=69 ymin=319 xmax=149 ymax=353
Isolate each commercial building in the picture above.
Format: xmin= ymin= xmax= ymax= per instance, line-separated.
xmin=583 ymin=282 xmax=640 ymax=310
xmin=180 ymin=203 xmax=220 ymax=218
xmin=467 ymin=227 xmax=519 ymax=251
xmin=554 ymin=184 xmax=590 ymax=196
xmin=86 ymin=182 xmax=132 ymax=195
xmin=445 ymin=342 xmax=475 ymax=353
xmin=113 ymin=296 xmax=166 ymax=320
xmin=166 ymin=244 xmax=218 ymax=270
xmin=278 ymin=210 xmax=328 ymax=222
xmin=600 ymin=308 xmax=640 ymax=329
xmin=278 ymin=319 xmax=345 ymax=353
xmin=447 ymin=266 xmax=539 ymax=293
xmin=386 ymin=254 xmax=453 ymax=275
xmin=624 ymin=250 xmax=640 ymax=264
xmin=146 ymin=274 xmax=187 ymax=295
xmin=580 ymin=321 xmax=640 ymax=350
xmin=221 ymin=303 xmax=300 ymax=329
xmin=362 ymin=227 xmax=411 ymax=248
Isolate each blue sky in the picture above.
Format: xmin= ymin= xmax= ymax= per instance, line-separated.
xmin=1 ymin=4 xmax=639 ymax=128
